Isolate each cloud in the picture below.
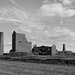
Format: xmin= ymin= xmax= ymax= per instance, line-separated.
xmin=0 ymin=6 xmax=45 ymax=31
xmin=62 ymin=0 xmax=72 ymax=5
xmin=9 ymin=0 xmax=20 ymax=7
xmin=0 ymin=7 xmax=28 ymax=23
xmin=39 ymin=3 xmax=75 ymax=18
xmin=43 ymin=0 xmax=50 ymax=4
xmin=18 ymin=21 xmax=45 ymax=34
xmin=0 ymin=5 xmax=75 ymax=51
xmin=43 ymin=27 xmax=75 ymax=39
xmin=0 ymin=6 xmax=75 ymax=39
xmin=25 ymin=25 xmax=75 ymax=44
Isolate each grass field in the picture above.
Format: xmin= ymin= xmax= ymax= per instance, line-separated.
xmin=0 ymin=60 xmax=75 ymax=75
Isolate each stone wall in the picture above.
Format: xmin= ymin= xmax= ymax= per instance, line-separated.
xmin=0 ymin=32 xmax=4 ymax=55
xmin=12 ymin=31 xmax=32 ymax=52
xmin=52 ymin=45 xmax=58 ymax=55
xmin=32 ymin=45 xmax=58 ymax=55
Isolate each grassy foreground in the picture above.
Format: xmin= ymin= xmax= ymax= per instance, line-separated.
xmin=0 ymin=60 xmax=75 ymax=75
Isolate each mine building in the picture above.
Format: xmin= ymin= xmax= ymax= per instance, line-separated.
xmin=12 ymin=31 xmax=32 ymax=52
xmin=32 ymin=45 xmax=58 ymax=55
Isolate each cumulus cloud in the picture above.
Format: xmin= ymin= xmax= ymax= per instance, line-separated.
xmin=62 ymin=0 xmax=72 ymax=5
xmin=39 ymin=2 xmax=75 ymax=17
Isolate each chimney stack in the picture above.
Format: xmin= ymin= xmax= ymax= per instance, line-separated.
xmin=63 ymin=44 xmax=66 ymax=51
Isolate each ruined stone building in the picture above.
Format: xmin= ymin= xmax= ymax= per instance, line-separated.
xmin=12 ymin=31 xmax=32 ymax=52
xmin=0 ymin=32 xmax=4 ymax=55
xmin=32 ymin=45 xmax=58 ymax=55
xmin=51 ymin=45 xmax=58 ymax=55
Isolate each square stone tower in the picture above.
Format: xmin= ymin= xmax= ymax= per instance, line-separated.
xmin=0 ymin=32 xmax=4 ymax=55
xmin=12 ymin=31 xmax=32 ymax=52
xmin=51 ymin=45 xmax=58 ymax=55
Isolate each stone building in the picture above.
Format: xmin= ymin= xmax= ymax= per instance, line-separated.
xmin=12 ymin=31 xmax=32 ymax=52
xmin=0 ymin=32 xmax=4 ymax=55
xmin=32 ymin=45 xmax=58 ymax=55
xmin=51 ymin=45 xmax=58 ymax=55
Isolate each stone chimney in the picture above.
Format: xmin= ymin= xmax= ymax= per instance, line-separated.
xmin=63 ymin=44 xmax=66 ymax=51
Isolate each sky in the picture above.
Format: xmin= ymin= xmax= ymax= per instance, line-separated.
xmin=0 ymin=0 xmax=75 ymax=53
